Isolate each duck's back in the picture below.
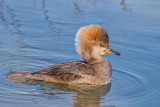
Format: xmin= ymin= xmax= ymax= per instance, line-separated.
xmin=7 ymin=61 xmax=97 ymax=85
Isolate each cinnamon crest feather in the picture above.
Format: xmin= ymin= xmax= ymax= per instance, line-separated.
xmin=75 ymin=25 xmax=109 ymax=62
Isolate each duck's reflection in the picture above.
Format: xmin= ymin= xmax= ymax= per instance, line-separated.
xmin=38 ymin=82 xmax=111 ymax=107
xmin=72 ymin=84 xmax=111 ymax=107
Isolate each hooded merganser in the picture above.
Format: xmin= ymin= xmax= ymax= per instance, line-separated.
xmin=7 ymin=25 xmax=120 ymax=85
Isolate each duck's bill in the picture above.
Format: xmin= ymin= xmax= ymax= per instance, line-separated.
xmin=105 ymin=49 xmax=120 ymax=56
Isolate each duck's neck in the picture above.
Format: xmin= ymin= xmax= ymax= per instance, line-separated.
xmin=90 ymin=59 xmax=112 ymax=83
xmin=81 ymin=51 xmax=105 ymax=64
xmin=86 ymin=56 xmax=105 ymax=64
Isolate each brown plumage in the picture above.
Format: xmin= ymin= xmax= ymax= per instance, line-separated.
xmin=76 ymin=25 xmax=109 ymax=52
xmin=7 ymin=25 xmax=120 ymax=85
xmin=75 ymin=25 xmax=111 ymax=63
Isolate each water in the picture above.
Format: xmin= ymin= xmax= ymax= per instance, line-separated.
xmin=0 ymin=0 xmax=160 ymax=107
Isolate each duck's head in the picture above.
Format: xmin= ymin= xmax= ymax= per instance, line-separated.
xmin=75 ymin=25 xmax=120 ymax=64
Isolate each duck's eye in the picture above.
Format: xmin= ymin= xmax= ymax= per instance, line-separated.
xmin=99 ymin=43 xmax=104 ymax=47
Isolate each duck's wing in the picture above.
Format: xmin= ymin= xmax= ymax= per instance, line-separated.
xmin=30 ymin=61 xmax=95 ymax=84
xmin=38 ymin=61 xmax=95 ymax=75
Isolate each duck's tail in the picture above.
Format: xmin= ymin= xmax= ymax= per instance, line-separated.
xmin=6 ymin=72 xmax=43 ymax=85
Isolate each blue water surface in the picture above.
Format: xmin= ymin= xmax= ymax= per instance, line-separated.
xmin=0 ymin=0 xmax=160 ymax=107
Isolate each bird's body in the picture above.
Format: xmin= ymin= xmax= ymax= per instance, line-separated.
xmin=7 ymin=25 xmax=120 ymax=85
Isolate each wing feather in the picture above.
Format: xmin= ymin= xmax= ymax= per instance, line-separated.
xmin=31 ymin=61 xmax=95 ymax=83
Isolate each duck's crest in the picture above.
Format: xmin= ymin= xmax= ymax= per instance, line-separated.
xmin=75 ymin=25 xmax=109 ymax=59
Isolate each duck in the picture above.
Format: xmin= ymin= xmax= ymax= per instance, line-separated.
xmin=7 ymin=25 xmax=120 ymax=85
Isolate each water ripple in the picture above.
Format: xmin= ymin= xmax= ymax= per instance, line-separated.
xmin=110 ymin=67 xmax=160 ymax=105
